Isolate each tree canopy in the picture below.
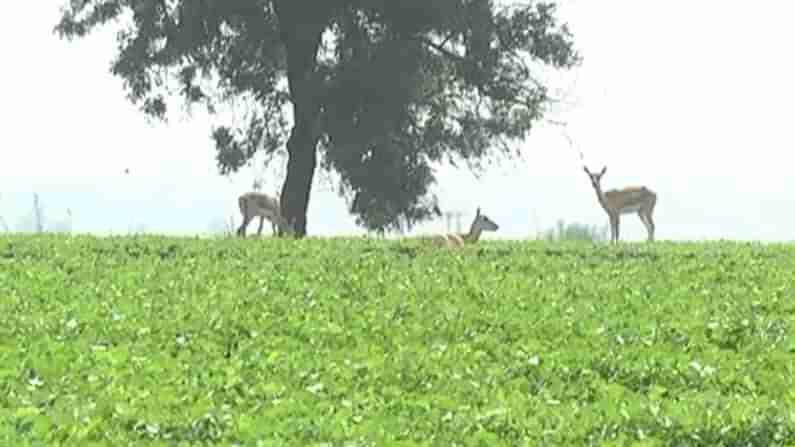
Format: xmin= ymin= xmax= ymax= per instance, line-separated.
xmin=55 ymin=0 xmax=580 ymax=236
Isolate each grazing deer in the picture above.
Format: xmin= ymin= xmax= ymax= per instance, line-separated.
xmin=583 ymin=166 xmax=657 ymax=243
xmin=432 ymin=207 xmax=499 ymax=247
xmin=236 ymin=191 xmax=292 ymax=237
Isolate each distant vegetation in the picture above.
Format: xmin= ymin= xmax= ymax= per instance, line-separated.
xmin=8 ymin=193 xmax=72 ymax=234
xmin=2 ymin=235 xmax=793 ymax=445
xmin=537 ymin=218 xmax=609 ymax=242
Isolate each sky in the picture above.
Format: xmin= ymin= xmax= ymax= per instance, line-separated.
xmin=1 ymin=1 xmax=794 ymax=241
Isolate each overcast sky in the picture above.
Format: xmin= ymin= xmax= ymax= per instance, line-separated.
xmin=1 ymin=1 xmax=793 ymax=241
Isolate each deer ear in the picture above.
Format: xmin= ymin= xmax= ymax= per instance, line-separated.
xmin=583 ymin=166 xmax=590 ymax=174
xmin=600 ymin=166 xmax=607 ymax=176
xmin=476 ymin=207 xmax=481 ymax=216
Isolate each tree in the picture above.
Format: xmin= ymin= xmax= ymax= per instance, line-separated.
xmin=55 ymin=0 xmax=580 ymax=237
xmin=33 ymin=193 xmax=45 ymax=233
xmin=16 ymin=193 xmax=46 ymax=233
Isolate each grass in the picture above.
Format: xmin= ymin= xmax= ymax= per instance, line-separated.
xmin=1 ymin=234 xmax=794 ymax=446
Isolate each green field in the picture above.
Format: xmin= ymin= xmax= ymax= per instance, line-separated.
xmin=2 ymin=235 xmax=794 ymax=446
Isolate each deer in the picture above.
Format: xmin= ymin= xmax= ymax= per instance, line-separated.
xmin=583 ymin=166 xmax=657 ymax=243
xmin=236 ymin=191 xmax=293 ymax=237
xmin=431 ymin=207 xmax=499 ymax=247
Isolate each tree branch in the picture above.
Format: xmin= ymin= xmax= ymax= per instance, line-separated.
xmin=417 ymin=36 xmax=465 ymax=62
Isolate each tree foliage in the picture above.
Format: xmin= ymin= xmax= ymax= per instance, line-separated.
xmin=55 ymin=0 xmax=580 ymax=236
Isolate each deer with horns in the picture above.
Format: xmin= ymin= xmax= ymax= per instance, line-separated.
xmin=583 ymin=166 xmax=657 ymax=243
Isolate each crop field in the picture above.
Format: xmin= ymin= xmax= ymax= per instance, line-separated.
xmin=1 ymin=234 xmax=794 ymax=446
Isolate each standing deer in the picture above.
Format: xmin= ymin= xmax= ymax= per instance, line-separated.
xmin=236 ymin=191 xmax=292 ymax=237
xmin=432 ymin=207 xmax=499 ymax=247
xmin=583 ymin=166 xmax=657 ymax=243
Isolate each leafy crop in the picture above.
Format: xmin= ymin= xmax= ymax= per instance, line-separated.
xmin=1 ymin=235 xmax=794 ymax=445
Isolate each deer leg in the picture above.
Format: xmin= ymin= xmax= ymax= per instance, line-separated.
xmin=237 ymin=216 xmax=251 ymax=237
xmin=637 ymin=211 xmax=652 ymax=241
xmin=269 ymin=213 xmax=284 ymax=236
xmin=611 ymin=214 xmax=620 ymax=244
xmin=256 ymin=216 xmax=265 ymax=236
xmin=647 ymin=196 xmax=657 ymax=242
xmin=645 ymin=210 xmax=655 ymax=241
xmin=609 ymin=214 xmax=618 ymax=243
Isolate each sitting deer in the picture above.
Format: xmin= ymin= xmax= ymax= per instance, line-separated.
xmin=583 ymin=166 xmax=657 ymax=243
xmin=236 ymin=191 xmax=293 ymax=237
xmin=432 ymin=207 xmax=499 ymax=247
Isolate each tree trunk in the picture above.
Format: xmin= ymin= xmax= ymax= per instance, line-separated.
xmin=273 ymin=0 xmax=331 ymax=237
xmin=280 ymin=119 xmax=319 ymax=236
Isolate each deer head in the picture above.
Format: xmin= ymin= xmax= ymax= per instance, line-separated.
xmin=471 ymin=207 xmax=499 ymax=232
xmin=583 ymin=166 xmax=607 ymax=191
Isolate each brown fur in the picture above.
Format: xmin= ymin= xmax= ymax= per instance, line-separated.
xmin=236 ymin=191 xmax=289 ymax=237
xmin=429 ymin=208 xmax=499 ymax=248
xmin=584 ymin=166 xmax=657 ymax=243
